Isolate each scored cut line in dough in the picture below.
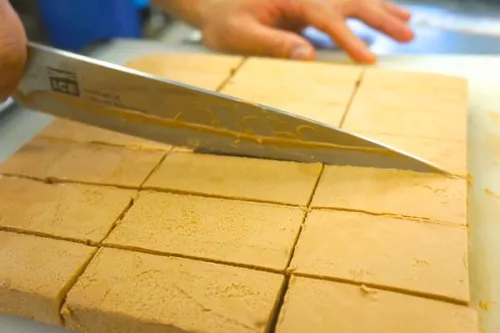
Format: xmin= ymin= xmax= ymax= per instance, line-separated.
xmin=63 ymin=247 xmax=285 ymax=333
xmin=311 ymin=165 xmax=466 ymax=225
xmin=125 ymin=53 xmax=244 ymax=91
xmin=276 ymin=276 xmax=477 ymax=333
xmin=221 ymin=57 xmax=364 ymax=127
xmin=0 ymin=137 xmax=166 ymax=188
xmin=0 ymin=176 xmax=135 ymax=243
xmin=143 ymin=152 xmax=322 ymax=206
xmin=105 ymin=191 xmax=304 ymax=272
xmin=291 ymin=209 xmax=469 ymax=303
xmin=0 ymin=231 xmax=96 ymax=326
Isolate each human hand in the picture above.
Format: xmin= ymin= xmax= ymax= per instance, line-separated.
xmin=0 ymin=0 xmax=27 ymax=102
xmin=157 ymin=0 xmax=413 ymax=63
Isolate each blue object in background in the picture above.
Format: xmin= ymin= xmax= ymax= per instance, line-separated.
xmin=134 ymin=0 xmax=150 ymax=8
xmin=36 ymin=0 xmax=145 ymax=52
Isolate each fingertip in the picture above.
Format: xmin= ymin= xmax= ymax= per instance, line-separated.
xmin=346 ymin=42 xmax=377 ymax=64
xmin=399 ymin=26 xmax=416 ymax=43
xmin=357 ymin=52 xmax=377 ymax=64
xmin=348 ymin=40 xmax=377 ymax=64
xmin=290 ymin=44 xmax=315 ymax=60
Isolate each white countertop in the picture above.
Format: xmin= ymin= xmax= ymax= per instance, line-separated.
xmin=1 ymin=40 xmax=499 ymax=333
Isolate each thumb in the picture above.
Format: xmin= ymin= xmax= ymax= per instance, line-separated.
xmin=233 ymin=21 xmax=316 ymax=60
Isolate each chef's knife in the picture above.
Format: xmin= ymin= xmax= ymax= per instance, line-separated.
xmin=14 ymin=42 xmax=449 ymax=174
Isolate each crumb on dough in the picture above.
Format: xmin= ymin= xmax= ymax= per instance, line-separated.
xmin=467 ymin=173 xmax=474 ymax=187
xmin=413 ymin=259 xmax=429 ymax=267
xmin=484 ymin=188 xmax=500 ymax=198
xmin=479 ymin=300 xmax=495 ymax=311
xmin=360 ymin=284 xmax=378 ymax=295
xmin=299 ymin=206 xmax=310 ymax=213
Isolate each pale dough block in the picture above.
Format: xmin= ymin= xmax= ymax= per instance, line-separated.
xmin=144 ymin=152 xmax=322 ymax=205
xmin=0 ymin=177 xmax=134 ymax=243
xmin=342 ymin=68 xmax=467 ymax=141
xmin=0 ymin=231 xmax=95 ymax=326
xmin=105 ymin=191 xmax=304 ymax=271
xmin=234 ymin=57 xmax=363 ymax=86
xmin=0 ymin=137 xmax=165 ymax=188
xmin=125 ymin=53 xmax=243 ymax=90
xmin=220 ymin=57 xmax=364 ymax=127
xmin=311 ymin=165 xmax=466 ymax=225
xmin=343 ymin=95 xmax=466 ymax=140
xmin=291 ymin=210 xmax=469 ymax=302
xmin=38 ymin=118 xmax=171 ymax=151
xmin=359 ymin=67 xmax=468 ymax=114
xmin=276 ymin=276 xmax=478 ymax=333
xmin=221 ymin=81 xmax=349 ymax=127
xmin=362 ymin=132 xmax=466 ymax=176
xmin=63 ymin=247 xmax=285 ymax=333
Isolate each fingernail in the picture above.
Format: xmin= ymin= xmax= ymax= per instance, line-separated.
xmin=291 ymin=45 xmax=312 ymax=60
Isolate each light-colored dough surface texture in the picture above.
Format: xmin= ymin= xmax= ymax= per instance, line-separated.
xmin=125 ymin=52 xmax=244 ymax=90
xmin=105 ymin=191 xmax=304 ymax=271
xmin=38 ymin=119 xmax=171 ymax=151
xmin=360 ymin=132 xmax=467 ymax=177
xmin=144 ymin=152 xmax=322 ymax=205
xmin=342 ymin=68 xmax=467 ymax=175
xmin=276 ymin=276 xmax=477 ymax=333
xmin=0 ymin=137 xmax=165 ymax=188
xmin=220 ymin=57 xmax=363 ymax=127
xmin=312 ymin=165 xmax=466 ymax=225
xmin=0 ymin=176 xmax=134 ymax=243
xmin=0 ymin=54 xmax=474 ymax=333
xmin=0 ymin=231 xmax=95 ymax=326
xmin=354 ymin=68 xmax=468 ymax=114
xmin=291 ymin=210 xmax=469 ymax=302
xmin=63 ymin=247 xmax=284 ymax=333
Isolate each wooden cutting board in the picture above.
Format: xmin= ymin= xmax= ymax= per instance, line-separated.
xmin=0 ymin=54 xmax=476 ymax=333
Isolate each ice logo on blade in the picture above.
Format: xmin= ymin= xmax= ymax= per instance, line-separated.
xmin=47 ymin=67 xmax=80 ymax=97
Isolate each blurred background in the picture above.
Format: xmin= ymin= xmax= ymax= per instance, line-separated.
xmin=9 ymin=0 xmax=500 ymax=55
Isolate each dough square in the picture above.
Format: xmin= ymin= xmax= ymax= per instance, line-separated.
xmin=290 ymin=210 xmax=469 ymax=302
xmin=105 ymin=191 xmax=304 ymax=271
xmin=342 ymin=68 xmax=467 ymax=140
xmin=125 ymin=53 xmax=244 ymax=90
xmin=276 ymin=276 xmax=478 ymax=333
xmin=0 ymin=137 xmax=165 ymax=188
xmin=219 ymin=57 xmax=364 ymax=127
xmin=359 ymin=67 xmax=468 ymax=114
xmin=0 ymin=177 xmax=135 ymax=243
xmin=234 ymin=57 xmax=363 ymax=86
xmin=360 ymin=132 xmax=466 ymax=176
xmin=38 ymin=118 xmax=171 ymax=151
xmin=311 ymin=165 xmax=466 ymax=225
xmin=221 ymin=81 xmax=350 ymax=127
xmin=63 ymin=247 xmax=285 ymax=333
xmin=342 ymin=94 xmax=466 ymax=140
xmin=0 ymin=231 xmax=95 ymax=326
xmin=143 ymin=152 xmax=322 ymax=205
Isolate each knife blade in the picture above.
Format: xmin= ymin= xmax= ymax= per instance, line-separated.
xmin=14 ymin=42 xmax=450 ymax=175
